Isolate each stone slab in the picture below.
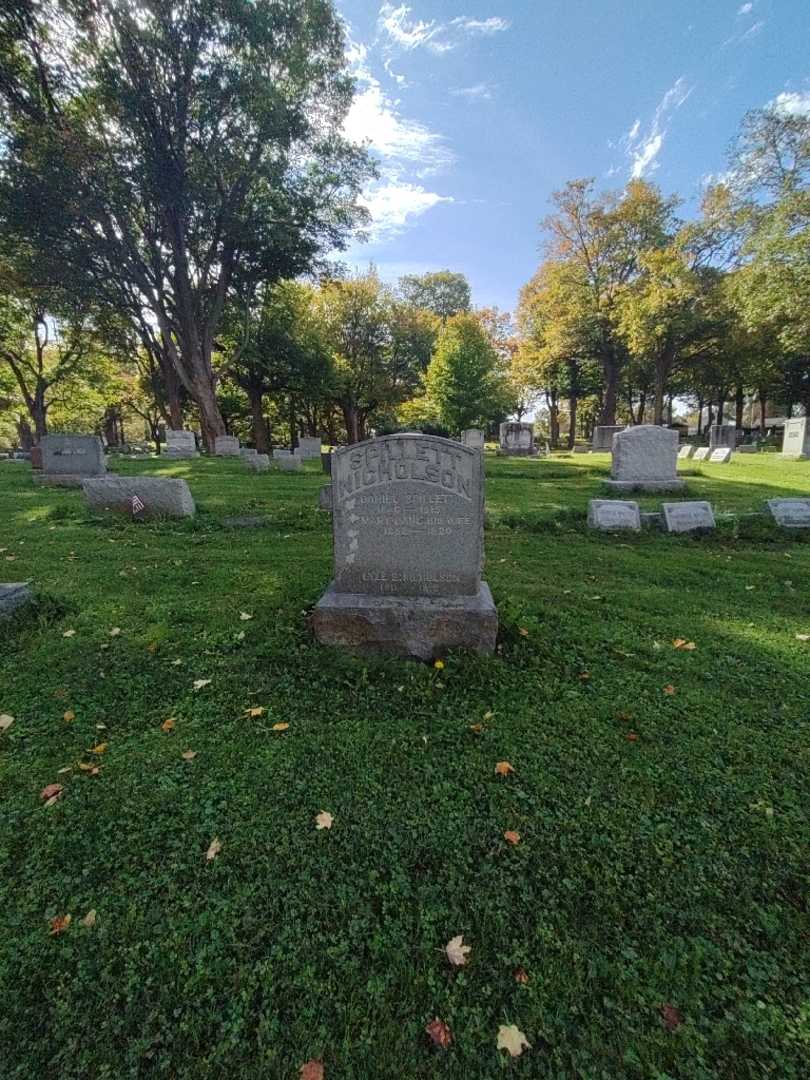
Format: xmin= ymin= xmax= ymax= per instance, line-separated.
xmin=0 ymin=582 xmax=32 ymax=618
xmin=312 ymin=582 xmax=497 ymax=660
xmin=611 ymin=425 xmax=679 ymax=484
xmin=245 ymin=454 xmax=270 ymax=471
xmin=678 ymin=445 xmax=695 ymax=459
xmin=709 ymin=425 xmax=737 ymax=449
xmin=318 ymin=484 xmax=333 ymax=512
xmin=41 ymin=434 xmax=106 ymax=476
xmin=277 ymin=455 xmax=302 ymax=472
xmin=662 ymin=501 xmax=716 ymax=533
xmin=604 ymin=479 xmax=685 ymax=492
xmin=297 ymin=436 xmax=322 ymax=460
xmin=498 ymin=421 xmax=536 ymax=456
xmin=82 ymin=477 xmax=195 ymax=518
xmin=240 ymin=447 xmax=259 ymax=458
xmin=587 ymin=499 xmax=641 ymax=531
xmin=461 ymin=428 xmax=485 ymax=450
xmin=767 ymin=498 xmax=810 ymax=528
xmin=781 ymin=417 xmax=810 ymax=459
xmin=709 ymin=448 xmax=732 ymax=463
xmin=164 ymin=429 xmax=198 ymax=458
xmin=214 ymin=435 xmax=241 ymax=456
xmin=592 ymin=425 xmax=624 ymax=451
xmin=692 ymin=447 xmax=710 ymax=461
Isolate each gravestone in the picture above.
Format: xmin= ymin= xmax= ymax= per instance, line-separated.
xmin=604 ymin=425 xmax=684 ymax=492
xmin=781 ymin=417 xmax=810 ymax=459
xmin=30 ymin=445 xmax=43 ymax=470
xmin=0 ymin=582 xmax=33 ymax=617
xmin=498 ymin=421 xmax=536 ymax=456
xmin=662 ymin=501 xmax=716 ymax=533
xmin=245 ymin=453 xmax=270 ymax=471
xmin=277 ymin=455 xmax=302 ymax=472
xmin=767 ymin=499 xmax=810 ymax=528
xmin=164 ymin=429 xmax=198 ymax=458
xmin=592 ymin=425 xmax=624 ymax=452
xmin=272 ymin=448 xmax=292 ymax=458
xmin=678 ymin=445 xmax=695 ymax=460
xmin=214 ymin=435 xmax=241 ymax=457
xmin=737 ymin=443 xmax=758 ymax=454
xmin=37 ymin=434 xmax=106 ymax=487
xmin=312 ymin=433 xmax=497 ymax=659
xmin=709 ymin=425 xmax=737 ymax=450
xmin=461 ymin=428 xmax=485 ymax=451
xmin=587 ymin=499 xmax=641 ymax=531
xmin=322 ymin=452 xmax=333 ymax=475
xmin=82 ymin=477 xmax=195 ymax=518
xmin=318 ymin=484 xmax=333 ymax=512
xmin=709 ymin=447 xmax=732 ymax=463
xmin=692 ymin=447 xmax=710 ymax=461
xmin=297 ymin=436 xmax=322 ymax=460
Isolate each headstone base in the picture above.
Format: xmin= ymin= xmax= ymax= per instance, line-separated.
xmin=312 ymin=582 xmax=498 ymax=661
xmin=496 ymin=447 xmax=538 ymax=457
xmin=32 ymin=473 xmax=87 ymax=488
xmin=603 ymin=479 xmax=685 ymax=493
xmin=1 ymin=582 xmax=33 ymax=617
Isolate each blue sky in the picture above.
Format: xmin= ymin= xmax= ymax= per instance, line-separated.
xmin=336 ymin=1 xmax=810 ymax=313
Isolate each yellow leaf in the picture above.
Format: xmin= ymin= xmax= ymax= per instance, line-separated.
xmin=445 ymin=934 xmax=471 ymax=967
xmin=673 ymin=638 xmax=697 ymax=651
xmin=518 ymin=626 xmax=529 ymax=637
xmin=497 ymin=1024 xmax=530 ymax=1057
xmin=469 ymin=723 xmax=484 ymax=733
xmin=205 ymin=836 xmax=222 ymax=861
xmin=161 ymin=718 xmax=175 ymax=733
xmin=495 ymin=761 xmax=515 ymax=776
xmin=49 ymin=914 xmax=71 ymax=935
xmin=78 ymin=762 xmax=95 ymax=772
xmin=244 ymin=706 xmax=265 ymax=718
xmin=63 ymin=710 xmax=75 ymax=722
xmin=315 ymin=811 xmax=333 ymax=830
xmin=80 ymin=909 xmax=97 ymax=928
xmin=90 ymin=743 xmax=108 ymax=754
xmin=271 ymin=722 xmax=289 ymax=732
xmin=0 ymin=714 xmax=14 ymax=733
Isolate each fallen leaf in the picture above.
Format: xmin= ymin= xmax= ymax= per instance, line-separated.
xmin=245 ymin=706 xmax=265 ymax=718
xmin=109 ymin=627 xmax=121 ymax=637
xmin=193 ymin=679 xmax=212 ymax=691
xmin=205 ymin=836 xmax=222 ymax=862
xmin=495 ymin=761 xmax=514 ymax=776
xmin=315 ymin=811 xmax=333 ymax=830
xmin=49 ymin=914 xmax=71 ymax=935
xmin=62 ymin=629 xmax=76 ymax=638
xmin=433 ymin=659 xmax=445 ymax=670
xmin=90 ymin=742 xmax=108 ymax=754
xmin=0 ymin=714 xmax=14 ymax=732
xmin=625 ymin=732 xmax=638 ymax=742
xmin=518 ymin=627 xmax=529 ymax=637
xmin=469 ymin=723 xmax=484 ymax=733
xmin=578 ymin=671 xmax=590 ymax=681
xmin=299 ymin=1061 xmax=324 ymax=1080
xmin=40 ymin=783 xmax=63 ymax=802
xmin=181 ymin=750 xmax=197 ymax=761
xmin=745 ymin=585 xmax=755 ymax=591
xmin=483 ymin=710 xmax=494 ymax=721
xmin=80 ymin=909 xmax=97 ymax=928
xmin=672 ymin=638 xmax=697 ymax=651
xmin=504 ymin=830 xmax=521 ymax=845
xmin=271 ymin=722 xmax=289 ymax=732
xmin=239 ymin=612 xmax=254 ymax=621
xmin=445 ymin=934 xmax=471 ymax=967
xmin=497 ymin=1024 xmax=530 ymax=1057
xmin=425 ymin=1018 xmax=452 ymax=1048
xmin=795 ymin=633 xmax=809 ymax=642
xmin=663 ymin=685 xmax=676 ymax=696
xmin=514 ymin=966 xmax=529 ymax=984
xmin=63 ymin=710 xmax=75 ymax=722
xmin=236 ymin=630 xmax=246 ymax=641
xmin=161 ymin=718 xmax=175 ymax=733
xmin=660 ymin=1004 xmax=684 ymax=1031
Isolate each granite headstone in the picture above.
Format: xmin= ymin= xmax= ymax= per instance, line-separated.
xmin=605 ymin=425 xmax=684 ymax=492
xmin=587 ymin=499 xmax=641 ymax=531
xmin=692 ymin=447 xmax=710 ymax=461
xmin=297 ymin=436 xmax=322 ymax=460
xmin=461 ymin=428 xmax=485 ymax=451
xmin=709 ymin=447 xmax=732 ymax=464
xmin=781 ymin=417 xmax=810 ymax=460
xmin=165 ymin=429 xmax=198 ymax=458
xmin=662 ymin=501 xmax=716 ymax=533
xmin=767 ymin=498 xmax=810 ymax=527
xmin=498 ymin=422 xmax=536 ymax=456
xmin=214 ymin=435 xmax=241 ymax=456
xmin=592 ymin=425 xmax=624 ymax=452
xmin=37 ymin=434 xmax=106 ymax=487
xmin=82 ymin=476 xmax=195 ymax=518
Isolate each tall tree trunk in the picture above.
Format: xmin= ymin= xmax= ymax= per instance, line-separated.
xmin=599 ymin=354 xmax=620 ymax=425
xmin=16 ymin=418 xmax=34 ymax=450
xmin=248 ymin=387 xmax=269 ymax=453
xmin=697 ymin=396 xmax=704 ymax=436
xmin=342 ymin=403 xmax=360 ymax=445
xmin=636 ymin=391 xmax=647 ymax=425
xmin=653 ymin=343 xmax=676 ymax=425
xmin=758 ymin=387 xmax=767 ymax=432
xmin=160 ymin=345 xmax=184 ymax=429
xmin=666 ymin=394 xmax=674 ymax=426
xmin=289 ymin=397 xmax=297 ymax=450
xmin=567 ymin=393 xmax=578 ymax=449
xmin=735 ymin=384 xmax=744 ymax=430
xmin=546 ymin=389 xmax=559 ymax=449
xmin=716 ymin=394 xmax=725 ymax=427
xmin=31 ymin=384 xmax=48 ymax=439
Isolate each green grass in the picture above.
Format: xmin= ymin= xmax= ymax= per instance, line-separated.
xmin=1 ymin=452 xmax=808 ymax=1079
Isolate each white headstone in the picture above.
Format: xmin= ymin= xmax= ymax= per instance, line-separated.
xmin=297 ymin=436 xmax=322 ymax=460
xmin=678 ymin=445 xmax=695 ymax=459
xmin=214 ymin=435 xmax=241 ymax=456
xmin=767 ymin=499 xmax=810 ymax=527
xmin=498 ymin=422 xmax=536 ymax=456
xmin=605 ymin=425 xmax=684 ymax=491
xmin=165 ymin=430 xmax=198 ymax=458
xmin=781 ymin=417 xmax=810 ymax=459
xmin=709 ymin=448 xmax=732 ymax=464
xmin=461 ymin=428 xmax=485 ymax=450
xmin=587 ymin=500 xmax=641 ymax=531
xmin=692 ymin=447 xmax=710 ymax=461
xmin=662 ymin=501 xmax=716 ymax=533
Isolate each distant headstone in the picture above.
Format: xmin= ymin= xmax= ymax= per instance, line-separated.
xmin=498 ymin=422 xmax=536 ymax=456
xmin=767 ymin=498 xmax=810 ymax=528
xmin=312 ymin=433 xmax=497 ymax=659
xmin=30 ymin=445 xmax=43 ymax=470
xmin=604 ymin=425 xmax=684 ymax=492
xmin=587 ymin=499 xmax=641 ymax=531
xmin=245 ymin=454 xmax=270 ymax=471
xmin=461 ymin=428 xmax=485 ymax=450
xmin=82 ymin=477 xmax=195 ymax=518
xmin=240 ymin=447 xmax=258 ymax=458
xmin=709 ymin=447 xmax=732 ymax=464
xmin=736 ymin=443 xmax=758 ymax=454
xmin=272 ymin=449 xmax=292 ymax=458
xmin=0 ymin=582 xmax=33 ymax=618
xmin=38 ymin=434 xmax=106 ymax=487
xmin=322 ymin=451 xmax=333 ymax=475
xmin=781 ymin=417 xmax=810 ymax=459
xmin=592 ymin=425 xmax=624 ymax=451
xmin=277 ymin=454 xmax=302 ymax=472
xmin=214 ymin=435 xmax=241 ymax=456
xmin=318 ymin=484 xmax=333 ymax=512
xmin=164 ymin=429 xmax=198 ymax=458
xmin=692 ymin=447 xmax=710 ymax=461
xmin=709 ymin=425 xmax=737 ymax=450
xmin=297 ymin=436 xmax=322 ymax=460
xmin=662 ymin=501 xmax=716 ymax=533
xmin=572 ymin=445 xmax=590 ymax=454
xmin=678 ymin=445 xmax=695 ymax=459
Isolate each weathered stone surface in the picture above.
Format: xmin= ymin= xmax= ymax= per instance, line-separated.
xmin=736 ymin=444 xmax=758 ymax=453
xmin=41 ymin=434 xmax=106 ymax=476
xmin=214 ymin=435 xmax=241 ymax=456
xmin=82 ymin=476 xmax=195 ymax=518
xmin=272 ymin=449 xmax=291 ymax=458
xmin=297 ymin=436 xmax=322 ymax=460
xmin=164 ymin=429 xmax=198 ymax=458
xmin=30 ymin=445 xmax=43 ymax=470
xmin=592 ymin=425 xmax=624 ymax=451
xmin=587 ymin=499 xmax=641 ymax=531
xmin=709 ymin=425 xmax=737 ymax=449
xmin=33 ymin=473 xmax=87 ymax=488
xmin=678 ymin=445 xmax=695 ymax=459
xmin=322 ymin=451 xmax=333 ymax=475
xmin=461 ymin=428 xmax=485 ymax=450
xmin=605 ymin=425 xmax=684 ymax=491
xmin=781 ymin=417 xmax=810 ymax=459
xmin=662 ymin=501 xmax=716 ymax=533
xmin=709 ymin=447 xmax=732 ymax=463
xmin=240 ymin=447 xmax=259 ymax=459
xmin=692 ymin=447 xmax=710 ymax=461
xmin=318 ymin=484 xmax=333 ymax=511
xmin=0 ymin=582 xmax=32 ymax=617
xmin=767 ymin=498 xmax=810 ymax=527
xmin=245 ymin=453 xmax=270 ymax=471
xmin=498 ymin=421 xmax=536 ymax=456
xmin=277 ymin=455 xmax=302 ymax=472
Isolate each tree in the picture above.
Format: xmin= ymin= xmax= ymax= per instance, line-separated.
xmin=398 ymin=271 xmax=471 ymax=322
xmin=0 ymin=0 xmax=371 ymax=448
xmin=423 ymin=313 xmax=507 ymax=434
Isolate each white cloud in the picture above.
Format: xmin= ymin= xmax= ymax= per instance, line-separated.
xmin=450 ymin=83 xmax=493 ymax=101
xmin=377 ymin=5 xmax=511 ymax=56
xmin=737 ymin=3 xmax=753 ymax=14
xmin=619 ymin=77 xmax=692 ymax=179
xmin=450 ymin=16 xmax=511 ymax=35
xmin=771 ymin=90 xmax=810 ymax=117
xmin=740 ymin=19 xmax=765 ymax=39
xmin=359 ymin=183 xmax=453 ymax=241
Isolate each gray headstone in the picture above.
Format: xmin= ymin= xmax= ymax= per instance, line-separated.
xmin=662 ymin=501 xmax=716 ymax=533
xmin=214 ymin=435 xmax=241 ymax=456
xmin=592 ymin=425 xmax=624 ymax=451
xmin=277 ymin=454 xmax=302 ymax=472
xmin=767 ymin=498 xmax=810 ymax=527
xmin=312 ymin=434 xmax=497 ymax=658
xmin=709 ymin=425 xmax=737 ymax=450
xmin=498 ymin=421 xmax=536 ymax=456
xmin=0 ymin=582 xmax=33 ymax=618
xmin=736 ymin=444 xmax=758 ymax=453
xmin=678 ymin=445 xmax=695 ymax=459
xmin=587 ymin=499 xmax=641 ymax=531
xmin=692 ymin=447 xmax=710 ymax=461
xmin=41 ymin=434 xmax=106 ymax=477
xmin=245 ymin=454 xmax=270 ymax=471
xmin=164 ymin=429 xmax=198 ymax=458
xmin=82 ymin=477 xmax=195 ymax=518
xmin=604 ymin=425 xmax=684 ymax=492
xmin=272 ymin=449 xmax=292 ymax=458
xmin=781 ymin=417 xmax=810 ymax=459
xmin=318 ymin=484 xmax=333 ymax=512
xmin=709 ymin=447 xmax=732 ymax=463
xmin=461 ymin=428 xmax=485 ymax=450
xmin=297 ymin=436 xmax=322 ymax=460
xmin=240 ymin=447 xmax=259 ymax=459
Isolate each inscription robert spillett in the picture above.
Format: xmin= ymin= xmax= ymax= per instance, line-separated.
xmin=332 ymin=434 xmax=483 ymax=598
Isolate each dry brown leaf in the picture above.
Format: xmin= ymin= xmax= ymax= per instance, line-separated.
xmin=271 ymin=722 xmax=290 ymax=732
xmin=49 ymin=914 xmax=71 ymax=935
xmin=315 ymin=811 xmax=333 ymax=830
xmin=425 ymin=1018 xmax=452 ymax=1048
xmin=0 ymin=714 xmax=14 ymax=733
xmin=40 ymin=783 xmax=63 ymax=802
xmin=518 ymin=627 xmax=529 ymax=637
xmin=445 ymin=934 xmax=471 ymax=967
xmin=181 ymin=750 xmax=197 ymax=761
xmin=672 ymin=638 xmax=697 ymax=651
xmin=578 ymin=671 xmax=590 ymax=681
xmin=469 ymin=723 xmax=484 ymax=733
xmin=63 ymin=709 xmax=75 ymax=722
xmin=625 ymin=732 xmax=639 ymax=742
xmin=660 ymin=1004 xmax=684 ymax=1031
xmin=90 ymin=742 xmax=108 ymax=754
xmin=495 ymin=761 xmax=514 ymax=776
xmin=497 ymin=1024 xmax=530 ymax=1057
xmin=161 ymin=718 xmax=175 ymax=733
xmin=514 ymin=966 xmax=529 ymax=984
xmin=504 ymin=830 xmax=521 ymax=846
xmin=245 ymin=706 xmax=265 ymax=718
xmin=663 ymin=685 xmax=676 ymax=696
xmin=299 ymin=1061 xmax=324 ymax=1080
xmin=80 ymin=909 xmax=97 ymax=928
xmin=205 ymin=836 xmax=222 ymax=862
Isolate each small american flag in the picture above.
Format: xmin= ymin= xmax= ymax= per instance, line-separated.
xmin=131 ymin=494 xmax=145 ymax=514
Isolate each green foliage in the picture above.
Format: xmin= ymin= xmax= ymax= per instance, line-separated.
xmin=424 ymin=313 xmax=508 ymax=434
xmin=398 ymin=270 xmax=471 ymax=321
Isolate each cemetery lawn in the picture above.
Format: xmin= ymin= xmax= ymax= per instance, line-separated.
xmin=1 ymin=452 xmax=809 ymax=1080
